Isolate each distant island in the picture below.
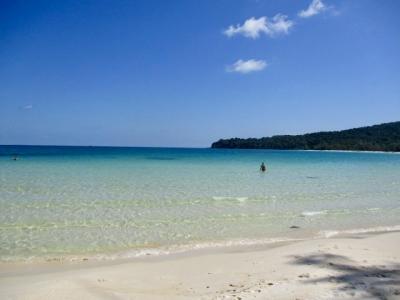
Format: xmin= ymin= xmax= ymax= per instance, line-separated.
xmin=211 ymin=121 xmax=400 ymax=152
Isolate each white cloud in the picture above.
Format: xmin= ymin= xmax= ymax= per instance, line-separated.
xmin=298 ymin=0 xmax=327 ymax=18
xmin=227 ymin=59 xmax=267 ymax=74
xmin=267 ymin=14 xmax=294 ymax=36
xmin=224 ymin=14 xmax=294 ymax=39
xmin=224 ymin=17 xmax=267 ymax=39
xmin=21 ymin=104 xmax=33 ymax=110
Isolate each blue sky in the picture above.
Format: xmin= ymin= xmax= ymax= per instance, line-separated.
xmin=1 ymin=0 xmax=399 ymax=147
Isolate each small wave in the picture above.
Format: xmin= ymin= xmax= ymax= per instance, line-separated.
xmin=319 ymin=230 xmax=339 ymax=238
xmin=301 ymin=207 xmax=385 ymax=218
xmin=319 ymin=225 xmax=400 ymax=238
xmin=236 ymin=197 xmax=248 ymax=202
xmin=366 ymin=207 xmax=381 ymax=212
xmin=64 ymin=224 xmax=400 ymax=261
xmin=0 ymin=236 xmax=303 ymax=263
xmin=212 ymin=196 xmax=248 ymax=202
xmin=301 ymin=210 xmax=328 ymax=217
xmin=4 ymin=224 xmax=400 ymax=263
xmin=102 ymin=237 xmax=302 ymax=260
xmin=212 ymin=196 xmax=226 ymax=201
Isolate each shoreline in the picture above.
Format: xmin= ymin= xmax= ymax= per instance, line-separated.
xmin=2 ymin=224 xmax=400 ymax=266
xmin=1 ymin=230 xmax=399 ymax=299
xmin=212 ymin=148 xmax=400 ymax=154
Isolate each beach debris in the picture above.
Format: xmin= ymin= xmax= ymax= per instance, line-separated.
xmin=290 ymin=225 xmax=300 ymax=229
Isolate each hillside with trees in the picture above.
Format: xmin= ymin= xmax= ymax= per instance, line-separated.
xmin=211 ymin=121 xmax=400 ymax=152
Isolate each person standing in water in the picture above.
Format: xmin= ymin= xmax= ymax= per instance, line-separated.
xmin=260 ymin=162 xmax=266 ymax=172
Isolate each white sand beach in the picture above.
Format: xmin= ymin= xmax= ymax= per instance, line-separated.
xmin=1 ymin=231 xmax=399 ymax=300
xmin=2 ymin=0 xmax=400 ymax=299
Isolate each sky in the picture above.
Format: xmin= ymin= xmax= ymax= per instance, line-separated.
xmin=0 ymin=0 xmax=399 ymax=147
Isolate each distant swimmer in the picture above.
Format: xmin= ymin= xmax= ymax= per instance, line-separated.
xmin=260 ymin=162 xmax=266 ymax=172
xmin=12 ymin=154 xmax=18 ymax=161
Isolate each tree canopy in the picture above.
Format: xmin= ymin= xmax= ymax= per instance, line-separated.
xmin=211 ymin=121 xmax=400 ymax=152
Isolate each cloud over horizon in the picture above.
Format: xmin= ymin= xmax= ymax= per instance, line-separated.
xmin=224 ymin=14 xmax=294 ymax=39
xmin=227 ymin=59 xmax=267 ymax=74
xmin=298 ymin=0 xmax=327 ymax=18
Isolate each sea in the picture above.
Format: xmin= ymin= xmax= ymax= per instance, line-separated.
xmin=0 ymin=145 xmax=399 ymax=262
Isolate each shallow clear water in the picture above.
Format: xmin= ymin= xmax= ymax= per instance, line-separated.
xmin=1 ymin=146 xmax=400 ymax=261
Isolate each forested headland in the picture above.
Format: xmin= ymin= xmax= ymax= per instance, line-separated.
xmin=211 ymin=121 xmax=400 ymax=152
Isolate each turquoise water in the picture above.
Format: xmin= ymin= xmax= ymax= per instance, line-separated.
xmin=1 ymin=146 xmax=400 ymax=262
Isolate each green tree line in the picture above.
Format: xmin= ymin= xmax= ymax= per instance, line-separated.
xmin=211 ymin=121 xmax=400 ymax=152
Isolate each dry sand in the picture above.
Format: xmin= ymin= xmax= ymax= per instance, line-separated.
xmin=0 ymin=231 xmax=399 ymax=300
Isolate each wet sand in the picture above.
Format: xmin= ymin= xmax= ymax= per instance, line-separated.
xmin=0 ymin=231 xmax=399 ymax=299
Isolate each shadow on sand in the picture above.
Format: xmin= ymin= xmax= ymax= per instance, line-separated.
xmin=290 ymin=253 xmax=400 ymax=299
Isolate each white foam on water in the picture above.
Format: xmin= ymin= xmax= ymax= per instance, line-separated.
xmin=4 ymin=223 xmax=400 ymax=264
xmin=212 ymin=196 xmax=227 ymax=201
xmin=212 ymin=196 xmax=248 ymax=202
xmin=319 ymin=224 xmax=400 ymax=238
xmin=65 ymin=236 xmax=304 ymax=262
xmin=366 ymin=207 xmax=381 ymax=211
xmin=69 ymin=224 xmax=400 ymax=261
xmin=301 ymin=210 xmax=328 ymax=217
xmin=319 ymin=230 xmax=340 ymax=238
xmin=236 ymin=197 xmax=248 ymax=202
